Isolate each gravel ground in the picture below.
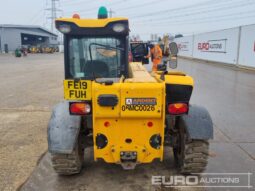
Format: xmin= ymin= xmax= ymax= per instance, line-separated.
xmin=0 ymin=53 xmax=63 ymax=191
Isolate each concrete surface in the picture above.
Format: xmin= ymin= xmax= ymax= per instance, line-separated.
xmin=0 ymin=54 xmax=254 ymax=191
xmin=19 ymin=149 xmax=204 ymax=191
xmin=178 ymin=58 xmax=255 ymax=190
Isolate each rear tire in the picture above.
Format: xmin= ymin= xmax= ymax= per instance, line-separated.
xmin=51 ymin=138 xmax=84 ymax=175
xmin=173 ymin=118 xmax=209 ymax=174
xmin=178 ymin=140 xmax=209 ymax=174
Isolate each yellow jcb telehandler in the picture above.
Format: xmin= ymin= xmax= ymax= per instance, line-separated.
xmin=48 ymin=7 xmax=213 ymax=175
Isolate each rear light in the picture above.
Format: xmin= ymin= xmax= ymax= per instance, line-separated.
xmin=70 ymin=102 xmax=91 ymax=115
xmin=168 ymin=103 xmax=188 ymax=115
xmin=104 ymin=121 xmax=110 ymax=127
xmin=147 ymin=121 xmax=153 ymax=127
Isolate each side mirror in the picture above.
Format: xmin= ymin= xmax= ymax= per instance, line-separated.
xmin=169 ymin=56 xmax=177 ymax=69
xmin=169 ymin=42 xmax=178 ymax=69
xmin=169 ymin=42 xmax=178 ymax=55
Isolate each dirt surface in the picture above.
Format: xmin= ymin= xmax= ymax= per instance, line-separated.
xmin=19 ymin=150 xmax=204 ymax=191
xmin=0 ymin=54 xmax=63 ymax=191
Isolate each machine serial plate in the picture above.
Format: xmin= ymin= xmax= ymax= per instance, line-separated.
xmin=64 ymin=80 xmax=92 ymax=100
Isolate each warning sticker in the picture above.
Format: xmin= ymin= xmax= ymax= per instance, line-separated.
xmin=125 ymin=98 xmax=157 ymax=105
xmin=64 ymin=80 xmax=92 ymax=100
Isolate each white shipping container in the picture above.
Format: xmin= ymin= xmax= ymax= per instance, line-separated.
xmin=193 ymin=28 xmax=240 ymax=64
xmin=174 ymin=36 xmax=193 ymax=57
xmin=238 ymin=24 xmax=255 ymax=68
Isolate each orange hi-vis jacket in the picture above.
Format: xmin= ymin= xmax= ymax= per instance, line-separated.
xmin=147 ymin=45 xmax=163 ymax=71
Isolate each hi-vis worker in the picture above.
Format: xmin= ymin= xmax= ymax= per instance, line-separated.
xmin=145 ymin=44 xmax=163 ymax=72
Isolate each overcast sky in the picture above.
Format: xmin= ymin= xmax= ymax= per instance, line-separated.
xmin=0 ymin=0 xmax=255 ymax=40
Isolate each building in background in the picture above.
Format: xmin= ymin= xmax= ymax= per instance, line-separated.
xmin=0 ymin=25 xmax=58 ymax=53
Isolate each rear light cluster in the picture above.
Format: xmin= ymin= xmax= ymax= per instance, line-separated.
xmin=168 ymin=103 xmax=188 ymax=115
xmin=70 ymin=102 xmax=91 ymax=115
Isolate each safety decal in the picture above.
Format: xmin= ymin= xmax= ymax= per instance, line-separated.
xmin=125 ymin=98 xmax=157 ymax=105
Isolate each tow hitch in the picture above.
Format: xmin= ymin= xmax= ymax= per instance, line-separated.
xmin=120 ymin=151 xmax=137 ymax=170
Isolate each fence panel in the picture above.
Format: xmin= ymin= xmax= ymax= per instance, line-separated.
xmin=174 ymin=36 xmax=193 ymax=57
xmin=192 ymin=28 xmax=240 ymax=65
xmin=238 ymin=24 xmax=255 ymax=68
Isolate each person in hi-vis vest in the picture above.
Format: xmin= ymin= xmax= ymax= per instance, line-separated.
xmin=145 ymin=44 xmax=163 ymax=71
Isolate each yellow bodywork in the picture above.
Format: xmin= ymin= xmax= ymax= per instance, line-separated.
xmin=63 ymin=63 xmax=194 ymax=164
xmin=92 ymin=80 xmax=165 ymax=163
xmin=155 ymin=71 xmax=194 ymax=87
xmin=91 ymin=63 xmax=165 ymax=163
xmin=56 ymin=17 xmax=128 ymax=28
xmin=64 ymin=63 xmax=165 ymax=163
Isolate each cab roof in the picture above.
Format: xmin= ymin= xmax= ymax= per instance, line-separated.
xmin=56 ymin=17 xmax=128 ymax=28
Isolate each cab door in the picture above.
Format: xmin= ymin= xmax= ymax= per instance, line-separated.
xmin=130 ymin=42 xmax=149 ymax=64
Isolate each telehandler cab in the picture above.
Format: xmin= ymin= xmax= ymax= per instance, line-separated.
xmin=48 ymin=7 xmax=213 ymax=175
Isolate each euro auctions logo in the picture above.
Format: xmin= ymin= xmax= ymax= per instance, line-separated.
xmin=198 ymin=42 xmax=210 ymax=50
xmin=198 ymin=39 xmax=227 ymax=53
xmin=151 ymin=173 xmax=253 ymax=188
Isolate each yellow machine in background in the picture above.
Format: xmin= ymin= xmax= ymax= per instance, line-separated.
xmin=29 ymin=46 xmax=40 ymax=53
xmin=43 ymin=46 xmax=55 ymax=53
xmin=48 ymin=7 xmax=213 ymax=175
xmin=28 ymin=45 xmax=57 ymax=54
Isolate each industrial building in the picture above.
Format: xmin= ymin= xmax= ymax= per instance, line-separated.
xmin=0 ymin=25 xmax=58 ymax=53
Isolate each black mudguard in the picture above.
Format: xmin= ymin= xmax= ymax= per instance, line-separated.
xmin=181 ymin=105 xmax=213 ymax=140
xmin=48 ymin=101 xmax=81 ymax=154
